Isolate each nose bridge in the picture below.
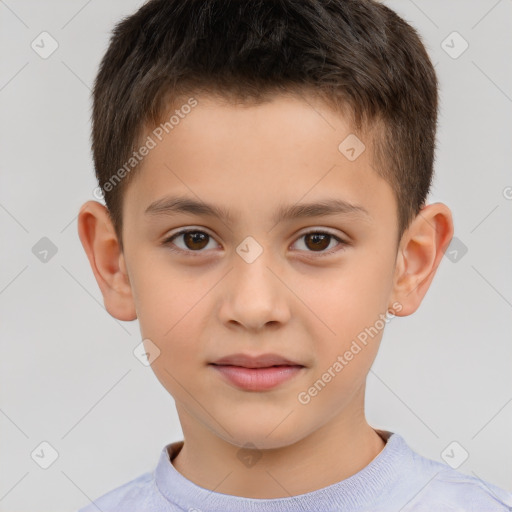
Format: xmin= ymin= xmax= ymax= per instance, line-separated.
xmin=234 ymin=240 xmax=280 ymax=301
xmin=235 ymin=245 xmax=275 ymax=292
xmin=219 ymin=239 xmax=290 ymax=329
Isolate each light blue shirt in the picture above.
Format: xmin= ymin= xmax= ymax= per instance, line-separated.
xmin=77 ymin=430 xmax=512 ymax=511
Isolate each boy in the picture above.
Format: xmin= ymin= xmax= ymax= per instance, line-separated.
xmin=76 ymin=0 xmax=512 ymax=510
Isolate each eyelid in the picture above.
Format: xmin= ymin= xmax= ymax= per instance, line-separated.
xmin=294 ymin=226 xmax=345 ymax=240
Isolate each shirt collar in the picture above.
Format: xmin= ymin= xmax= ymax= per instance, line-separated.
xmin=154 ymin=430 xmax=409 ymax=512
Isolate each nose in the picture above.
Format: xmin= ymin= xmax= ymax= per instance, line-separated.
xmin=218 ymin=251 xmax=291 ymax=332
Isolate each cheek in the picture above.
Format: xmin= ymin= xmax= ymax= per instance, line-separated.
xmin=304 ymin=263 xmax=391 ymax=335
xmin=300 ymin=256 xmax=393 ymax=373
xmin=131 ymin=257 xmax=210 ymax=355
xmin=132 ymin=258 xmax=206 ymax=338
xmin=143 ymin=311 xmax=205 ymax=404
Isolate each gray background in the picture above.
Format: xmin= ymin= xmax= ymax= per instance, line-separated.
xmin=1 ymin=1 xmax=511 ymax=510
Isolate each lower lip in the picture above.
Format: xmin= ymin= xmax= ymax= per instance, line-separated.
xmin=210 ymin=364 xmax=304 ymax=391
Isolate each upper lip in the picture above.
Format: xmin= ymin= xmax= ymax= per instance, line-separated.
xmin=210 ymin=353 xmax=304 ymax=368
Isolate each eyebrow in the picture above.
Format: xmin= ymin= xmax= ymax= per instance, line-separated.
xmin=144 ymin=195 xmax=372 ymax=225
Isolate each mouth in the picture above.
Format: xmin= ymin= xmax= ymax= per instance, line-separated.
xmin=209 ymin=353 xmax=305 ymax=391
xmin=210 ymin=352 xmax=305 ymax=369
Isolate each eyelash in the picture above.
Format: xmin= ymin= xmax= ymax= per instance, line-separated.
xmin=161 ymin=228 xmax=347 ymax=258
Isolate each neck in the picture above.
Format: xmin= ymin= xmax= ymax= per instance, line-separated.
xmin=171 ymin=401 xmax=386 ymax=499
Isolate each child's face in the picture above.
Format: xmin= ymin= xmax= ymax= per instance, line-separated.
xmin=80 ymin=93 xmax=452 ymax=450
xmin=121 ymin=93 xmax=399 ymax=446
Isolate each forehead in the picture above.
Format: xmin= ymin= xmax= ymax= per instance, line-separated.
xmin=123 ymin=93 xmax=396 ymax=229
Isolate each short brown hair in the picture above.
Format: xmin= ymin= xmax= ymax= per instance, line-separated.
xmin=91 ymin=0 xmax=438 ymax=251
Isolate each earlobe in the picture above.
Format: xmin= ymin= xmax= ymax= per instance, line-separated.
xmin=77 ymin=200 xmax=137 ymax=321
xmin=390 ymin=203 xmax=454 ymax=316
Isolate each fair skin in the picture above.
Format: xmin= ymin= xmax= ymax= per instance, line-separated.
xmin=78 ymin=93 xmax=453 ymax=499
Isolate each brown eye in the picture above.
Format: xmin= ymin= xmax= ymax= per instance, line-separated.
xmin=183 ymin=231 xmax=209 ymax=250
xmin=292 ymin=230 xmax=346 ymax=256
xmin=304 ymin=233 xmax=331 ymax=251
xmin=163 ymin=229 xmax=219 ymax=254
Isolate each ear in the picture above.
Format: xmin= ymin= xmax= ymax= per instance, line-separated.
xmin=389 ymin=202 xmax=454 ymax=316
xmin=77 ymin=200 xmax=137 ymax=321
